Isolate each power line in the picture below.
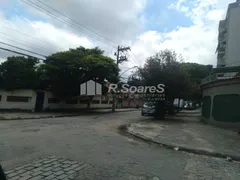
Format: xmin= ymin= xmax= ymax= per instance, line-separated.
xmin=130 ymin=50 xmax=140 ymax=65
xmin=20 ymin=0 xmax=117 ymax=48
xmin=36 ymin=0 xmax=118 ymax=47
xmin=0 ymin=46 xmax=45 ymax=60
xmin=0 ymin=41 xmax=47 ymax=58
xmin=0 ymin=32 xmax=52 ymax=54
xmin=1 ymin=2 xmax=62 ymax=52
xmin=2 ymin=25 xmax=57 ymax=49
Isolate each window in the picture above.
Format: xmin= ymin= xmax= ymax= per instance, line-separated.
xmin=65 ymin=99 xmax=78 ymax=104
xmin=213 ymin=94 xmax=240 ymax=122
xmin=101 ymin=100 xmax=108 ymax=104
xmin=202 ymin=96 xmax=211 ymax=119
xmin=80 ymin=100 xmax=89 ymax=104
xmin=109 ymin=101 xmax=113 ymax=104
xmin=92 ymin=100 xmax=99 ymax=104
xmin=48 ymin=98 xmax=60 ymax=104
xmin=7 ymin=96 xmax=31 ymax=102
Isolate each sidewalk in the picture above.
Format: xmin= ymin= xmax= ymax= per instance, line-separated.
xmin=0 ymin=108 xmax=139 ymax=120
xmin=127 ymin=110 xmax=240 ymax=160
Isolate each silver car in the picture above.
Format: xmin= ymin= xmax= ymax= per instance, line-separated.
xmin=141 ymin=102 xmax=156 ymax=116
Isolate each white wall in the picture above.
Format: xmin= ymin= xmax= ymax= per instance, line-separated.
xmin=226 ymin=6 xmax=240 ymax=67
xmin=43 ymin=92 xmax=111 ymax=110
xmin=0 ymin=89 xmax=114 ymax=111
xmin=0 ymin=89 xmax=36 ymax=111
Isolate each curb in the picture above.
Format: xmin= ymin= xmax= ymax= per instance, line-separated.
xmin=0 ymin=114 xmax=81 ymax=121
xmin=124 ymin=124 xmax=240 ymax=162
xmin=0 ymin=109 xmax=139 ymax=121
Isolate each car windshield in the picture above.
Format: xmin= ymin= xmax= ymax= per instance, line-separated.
xmin=144 ymin=102 xmax=156 ymax=106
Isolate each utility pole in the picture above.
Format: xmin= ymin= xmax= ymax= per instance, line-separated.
xmin=112 ymin=45 xmax=131 ymax=112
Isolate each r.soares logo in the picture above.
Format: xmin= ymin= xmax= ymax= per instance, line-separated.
xmin=108 ymin=84 xmax=165 ymax=94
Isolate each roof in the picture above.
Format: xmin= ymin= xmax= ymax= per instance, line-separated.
xmin=201 ymin=76 xmax=240 ymax=88
xmin=212 ymin=66 xmax=240 ymax=73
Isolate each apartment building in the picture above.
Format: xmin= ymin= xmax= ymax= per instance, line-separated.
xmin=217 ymin=0 xmax=240 ymax=67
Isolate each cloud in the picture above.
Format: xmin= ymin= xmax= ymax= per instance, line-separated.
xmin=18 ymin=0 xmax=147 ymax=44
xmin=0 ymin=0 xmax=234 ymax=71
xmin=130 ymin=0 xmax=233 ymax=67
xmin=0 ymin=16 xmax=93 ymax=59
xmin=0 ymin=0 xmax=146 ymax=62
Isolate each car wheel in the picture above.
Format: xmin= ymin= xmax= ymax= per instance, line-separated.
xmin=141 ymin=112 xmax=145 ymax=116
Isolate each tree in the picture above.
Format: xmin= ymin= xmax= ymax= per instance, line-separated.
xmin=38 ymin=46 xmax=119 ymax=98
xmin=128 ymin=49 xmax=191 ymax=118
xmin=0 ymin=56 xmax=39 ymax=90
xmin=180 ymin=63 xmax=213 ymax=102
xmin=139 ymin=50 xmax=191 ymax=101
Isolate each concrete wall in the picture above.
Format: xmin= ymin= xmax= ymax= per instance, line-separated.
xmin=201 ymin=79 xmax=240 ymax=129
xmin=121 ymin=99 xmax=143 ymax=108
xmin=43 ymin=92 xmax=112 ymax=110
xmin=0 ymin=89 xmax=37 ymax=111
xmin=226 ymin=5 xmax=240 ymax=67
xmin=0 ymin=89 xmax=113 ymax=111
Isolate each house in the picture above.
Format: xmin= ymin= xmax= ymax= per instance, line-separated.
xmin=0 ymin=89 xmax=113 ymax=112
xmin=201 ymin=66 xmax=240 ymax=129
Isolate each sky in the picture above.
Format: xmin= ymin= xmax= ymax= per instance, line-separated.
xmin=0 ymin=0 xmax=235 ymax=73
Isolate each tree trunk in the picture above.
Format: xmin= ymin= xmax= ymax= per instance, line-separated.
xmin=154 ymin=101 xmax=165 ymax=120
xmin=87 ymin=96 xmax=94 ymax=110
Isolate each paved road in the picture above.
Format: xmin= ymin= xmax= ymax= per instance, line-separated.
xmin=1 ymin=111 xmax=240 ymax=180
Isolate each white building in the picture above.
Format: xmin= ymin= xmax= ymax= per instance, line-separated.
xmin=217 ymin=0 xmax=240 ymax=67
xmin=0 ymin=89 xmax=112 ymax=111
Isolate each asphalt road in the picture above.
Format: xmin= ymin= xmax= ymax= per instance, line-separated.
xmin=1 ymin=111 xmax=240 ymax=180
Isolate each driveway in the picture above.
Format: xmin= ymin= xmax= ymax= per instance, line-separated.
xmin=1 ymin=111 xmax=240 ymax=180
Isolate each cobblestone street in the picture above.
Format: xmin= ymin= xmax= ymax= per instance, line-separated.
xmin=1 ymin=111 xmax=240 ymax=180
xmin=5 ymin=156 xmax=90 ymax=180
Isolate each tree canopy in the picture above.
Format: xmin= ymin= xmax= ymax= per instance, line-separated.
xmin=0 ymin=56 xmax=39 ymax=90
xmin=0 ymin=46 xmax=119 ymax=97
xmin=128 ymin=49 xmax=212 ymax=102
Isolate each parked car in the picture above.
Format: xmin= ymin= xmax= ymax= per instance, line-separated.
xmin=184 ymin=103 xmax=196 ymax=110
xmin=141 ymin=102 xmax=156 ymax=116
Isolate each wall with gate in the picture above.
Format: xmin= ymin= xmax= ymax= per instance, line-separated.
xmin=201 ymin=78 xmax=240 ymax=129
xmin=0 ymin=89 xmax=113 ymax=111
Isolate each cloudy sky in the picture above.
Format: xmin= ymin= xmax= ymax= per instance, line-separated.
xmin=0 ymin=0 xmax=235 ymax=71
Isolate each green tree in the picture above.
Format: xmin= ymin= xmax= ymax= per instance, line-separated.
xmin=38 ymin=46 xmax=119 ymax=97
xmin=0 ymin=56 xmax=39 ymax=90
xmin=139 ymin=50 xmax=191 ymax=101
xmin=129 ymin=49 xmax=191 ymax=118
xmin=180 ymin=63 xmax=213 ymax=101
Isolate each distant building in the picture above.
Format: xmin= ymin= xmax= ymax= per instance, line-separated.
xmin=216 ymin=0 xmax=240 ymax=67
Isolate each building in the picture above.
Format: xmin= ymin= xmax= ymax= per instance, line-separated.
xmin=201 ymin=65 xmax=240 ymax=129
xmin=201 ymin=1 xmax=240 ymax=129
xmin=0 ymin=89 xmax=113 ymax=112
xmin=0 ymin=89 xmax=142 ymax=112
xmin=217 ymin=0 xmax=240 ymax=67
